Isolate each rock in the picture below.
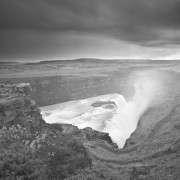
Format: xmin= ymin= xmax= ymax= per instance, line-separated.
xmin=170 ymin=139 xmax=180 ymax=152
xmin=0 ymin=83 xmax=44 ymax=130
xmin=133 ymin=166 xmax=149 ymax=175
xmin=82 ymin=127 xmax=118 ymax=148
xmin=14 ymin=83 xmax=31 ymax=95
xmin=138 ymin=175 xmax=147 ymax=179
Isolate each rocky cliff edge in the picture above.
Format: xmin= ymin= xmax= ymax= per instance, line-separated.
xmin=0 ymin=83 xmax=118 ymax=180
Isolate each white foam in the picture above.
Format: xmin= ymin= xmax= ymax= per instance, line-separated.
xmin=41 ymin=71 xmax=162 ymax=148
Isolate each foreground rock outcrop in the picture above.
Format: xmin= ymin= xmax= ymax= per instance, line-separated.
xmin=0 ymin=83 xmax=117 ymax=180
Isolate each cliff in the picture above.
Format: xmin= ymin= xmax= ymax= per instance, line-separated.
xmin=0 ymin=72 xmax=133 ymax=106
xmin=0 ymin=83 xmax=117 ymax=179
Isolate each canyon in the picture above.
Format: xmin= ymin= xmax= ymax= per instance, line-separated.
xmin=1 ymin=59 xmax=180 ymax=179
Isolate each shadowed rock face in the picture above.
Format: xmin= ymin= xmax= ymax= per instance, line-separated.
xmin=0 ymin=75 xmax=133 ymax=106
xmin=0 ymin=61 xmax=135 ymax=106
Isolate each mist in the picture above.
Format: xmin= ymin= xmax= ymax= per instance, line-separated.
xmin=41 ymin=71 xmax=162 ymax=148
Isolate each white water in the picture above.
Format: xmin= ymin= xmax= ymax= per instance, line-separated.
xmin=41 ymin=71 xmax=162 ymax=148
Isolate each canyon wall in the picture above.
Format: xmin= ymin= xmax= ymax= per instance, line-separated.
xmin=0 ymin=73 xmax=133 ymax=106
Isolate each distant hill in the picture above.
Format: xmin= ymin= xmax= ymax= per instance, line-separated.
xmin=25 ymin=58 xmax=152 ymax=65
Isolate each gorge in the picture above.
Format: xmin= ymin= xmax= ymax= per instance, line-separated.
xmin=41 ymin=69 xmax=164 ymax=148
xmin=1 ymin=59 xmax=180 ymax=179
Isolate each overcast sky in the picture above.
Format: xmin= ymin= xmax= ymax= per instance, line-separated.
xmin=1 ymin=0 xmax=180 ymax=61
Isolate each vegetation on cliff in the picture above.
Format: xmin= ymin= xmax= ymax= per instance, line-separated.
xmin=0 ymin=124 xmax=92 ymax=180
xmin=0 ymin=84 xmax=93 ymax=179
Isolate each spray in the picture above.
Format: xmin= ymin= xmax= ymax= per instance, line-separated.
xmin=41 ymin=70 xmax=162 ymax=148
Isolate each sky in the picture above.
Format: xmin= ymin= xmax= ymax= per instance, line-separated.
xmin=1 ymin=0 xmax=180 ymax=61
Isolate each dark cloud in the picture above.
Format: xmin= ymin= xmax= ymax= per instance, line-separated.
xmin=1 ymin=0 xmax=180 ymax=41
xmin=1 ymin=0 xmax=180 ymax=61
